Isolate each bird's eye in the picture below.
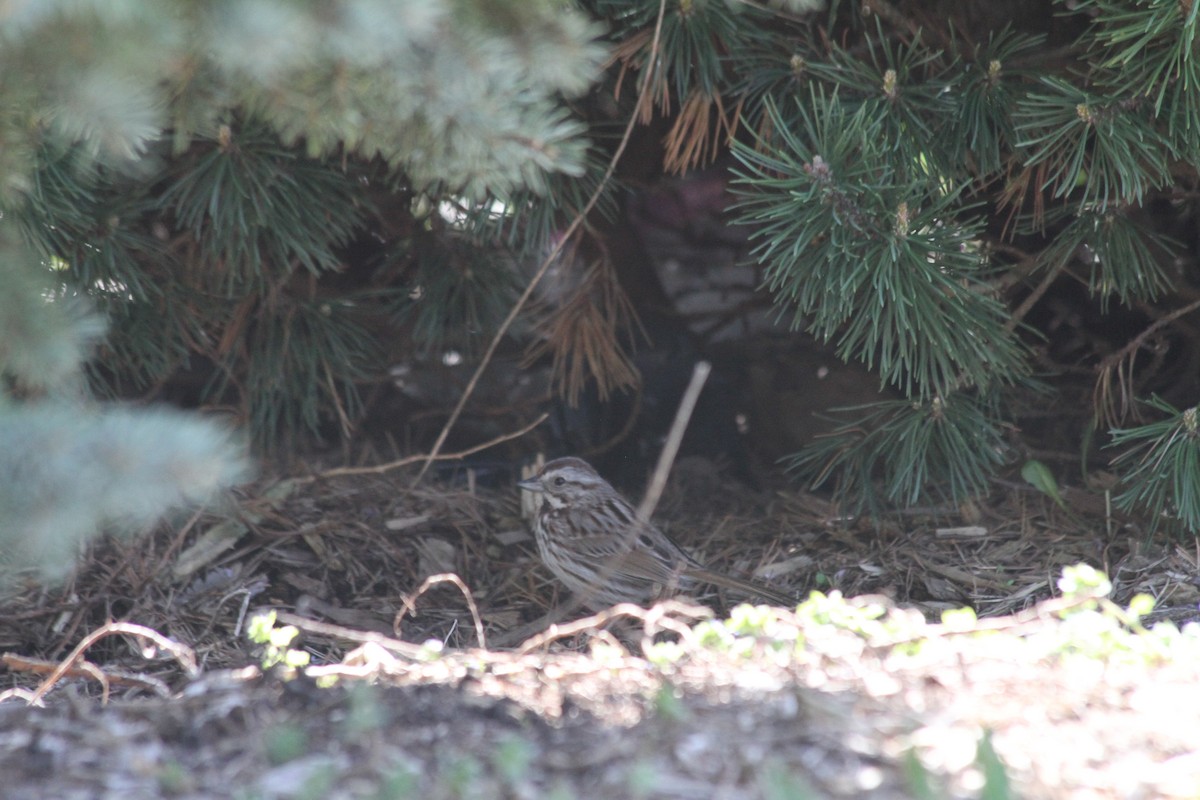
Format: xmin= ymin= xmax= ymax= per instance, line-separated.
xmin=553 ymin=476 xmax=566 ymax=487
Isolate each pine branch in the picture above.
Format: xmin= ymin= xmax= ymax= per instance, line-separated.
xmin=1109 ymin=397 xmax=1200 ymax=534
xmin=523 ymin=260 xmax=642 ymax=405
xmin=0 ymin=404 xmax=247 ymax=585
xmin=789 ymin=392 xmax=1011 ymax=512
xmin=732 ymin=93 xmax=1028 ymax=399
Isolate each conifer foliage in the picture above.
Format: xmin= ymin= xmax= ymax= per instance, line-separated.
xmin=6 ymin=0 xmax=1200 ymax=565
xmin=579 ymin=0 xmax=1200 ymax=528
xmin=0 ymin=0 xmax=604 ymax=581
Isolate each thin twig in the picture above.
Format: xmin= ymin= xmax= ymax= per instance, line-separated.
xmin=1093 ymin=295 xmax=1200 ymax=425
xmin=636 ymin=360 xmax=711 ymax=523
xmin=515 ymin=600 xmax=710 ymax=655
xmin=411 ymin=0 xmax=671 ymax=487
xmin=274 ymin=612 xmax=425 ymax=658
xmin=25 ymin=622 xmax=198 ymax=706
xmin=1006 ymin=257 xmax=1066 ymax=332
xmin=395 ymin=572 xmax=487 ymax=649
xmin=0 ymin=654 xmax=172 ymax=699
xmin=0 ymin=687 xmax=44 ymax=706
xmin=1099 ymin=296 xmax=1200 ymax=370
xmin=315 ymin=413 xmax=547 ymax=480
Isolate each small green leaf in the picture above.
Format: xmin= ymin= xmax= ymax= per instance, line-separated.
xmin=1128 ymin=593 xmax=1156 ymax=618
xmin=941 ymin=606 xmax=978 ymax=630
xmin=283 ymin=648 xmax=311 ymax=668
xmin=246 ymin=611 xmax=277 ymax=644
xmin=1021 ymin=459 xmax=1066 ymax=508
xmin=1058 ymin=564 xmax=1112 ymax=598
xmin=268 ymin=624 xmax=300 ymax=648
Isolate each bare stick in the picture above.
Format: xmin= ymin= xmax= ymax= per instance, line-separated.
xmin=1006 ymin=257 xmax=1067 ymax=332
xmin=1100 ymin=295 xmax=1200 ymax=368
xmin=316 ymin=413 xmax=548 ymax=480
xmin=0 ymin=653 xmax=171 ymax=698
xmin=635 ymin=360 xmax=711 ymax=522
xmin=395 ymin=572 xmax=487 ymax=649
xmin=26 ymin=622 xmax=198 ymax=706
xmin=410 ymin=0 xmax=671 ymax=487
xmin=274 ymin=612 xmax=425 ymax=659
xmin=0 ymin=687 xmax=44 ymax=706
xmin=514 ymin=600 xmax=710 ymax=655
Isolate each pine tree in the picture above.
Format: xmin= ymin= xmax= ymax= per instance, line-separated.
xmin=0 ymin=0 xmax=604 ymax=580
xmin=9 ymin=0 xmax=1200 ymax=556
xmin=567 ymin=0 xmax=1200 ymax=529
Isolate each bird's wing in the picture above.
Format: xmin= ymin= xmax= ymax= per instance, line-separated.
xmin=555 ymin=528 xmax=686 ymax=584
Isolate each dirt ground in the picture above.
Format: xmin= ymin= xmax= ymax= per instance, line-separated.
xmin=1 ymin=461 xmax=1199 ymax=798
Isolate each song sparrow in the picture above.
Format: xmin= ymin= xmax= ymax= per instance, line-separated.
xmin=518 ymin=457 xmax=795 ymax=609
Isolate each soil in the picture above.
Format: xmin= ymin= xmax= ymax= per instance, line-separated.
xmin=1 ymin=460 xmax=1198 ymax=799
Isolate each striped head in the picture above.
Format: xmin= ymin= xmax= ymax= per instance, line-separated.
xmin=517 ymin=457 xmax=617 ymax=510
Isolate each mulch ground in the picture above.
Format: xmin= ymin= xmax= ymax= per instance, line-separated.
xmin=1 ymin=458 xmax=1199 ymax=798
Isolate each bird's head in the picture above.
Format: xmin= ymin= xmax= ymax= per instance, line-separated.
xmin=517 ymin=457 xmax=611 ymax=509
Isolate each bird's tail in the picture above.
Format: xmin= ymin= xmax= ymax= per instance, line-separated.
xmin=688 ymin=567 xmax=796 ymax=607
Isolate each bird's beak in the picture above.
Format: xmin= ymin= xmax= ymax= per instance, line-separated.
xmin=517 ymin=476 xmax=542 ymax=492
